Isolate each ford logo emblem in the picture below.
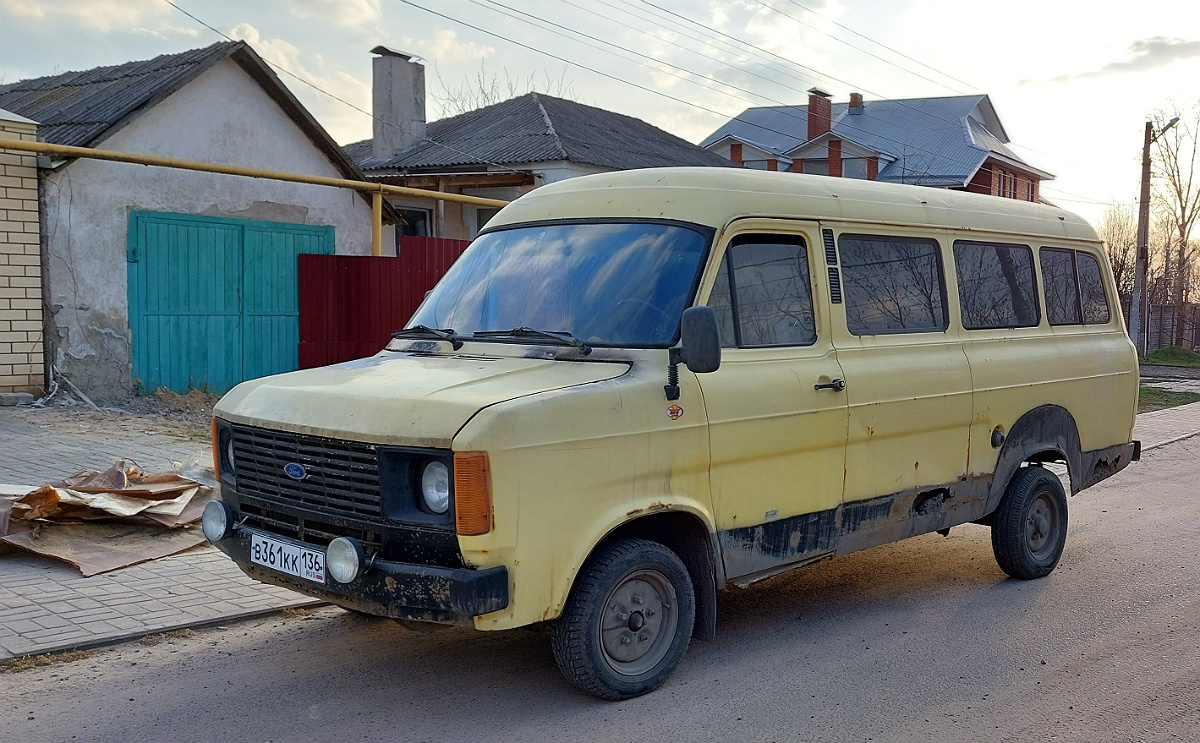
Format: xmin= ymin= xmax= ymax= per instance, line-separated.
xmin=283 ymin=462 xmax=307 ymax=480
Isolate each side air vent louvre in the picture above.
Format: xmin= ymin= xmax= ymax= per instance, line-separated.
xmin=828 ymin=267 xmax=842 ymax=303
xmin=822 ymin=229 xmax=837 ymax=265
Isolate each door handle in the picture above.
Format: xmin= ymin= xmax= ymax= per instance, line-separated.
xmin=814 ymin=378 xmax=846 ymax=391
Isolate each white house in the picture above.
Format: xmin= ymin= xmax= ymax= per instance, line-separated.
xmin=0 ymin=42 xmax=384 ymax=400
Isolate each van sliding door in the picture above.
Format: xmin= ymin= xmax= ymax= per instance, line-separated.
xmin=823 ymin=225 xmax=973 ymax=551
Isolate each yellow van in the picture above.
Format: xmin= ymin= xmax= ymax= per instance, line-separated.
xmin=204 ymin=168 xmax=1139 ymax=700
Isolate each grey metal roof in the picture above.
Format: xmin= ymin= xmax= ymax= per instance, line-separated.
xmin=700 ymin=95 xmax=1049 ymax=187
xmin=347 ymin=92 xmax=733 ymax=172
xmin=0 ymin=43 xmax=241 ymax=148
xmin=0 ymin=41 xmax=393 ymax=218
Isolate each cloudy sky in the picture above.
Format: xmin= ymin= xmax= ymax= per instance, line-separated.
xmin=2 ymin=0 xmax=1198 ymax=224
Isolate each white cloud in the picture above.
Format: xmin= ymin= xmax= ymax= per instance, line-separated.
xmin=0 ymin=0 xmax=172 ymax=33
xmin=228 ymin=22 xmax=373 ymax=144
xmin=289 ymin=0 xmax=382 ymax=29
xmin=411 ymin=28 xmax=493 ymax=63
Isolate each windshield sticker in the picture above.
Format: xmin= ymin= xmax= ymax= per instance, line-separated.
xmin=667 ymin=405 xmax=684 ymax=420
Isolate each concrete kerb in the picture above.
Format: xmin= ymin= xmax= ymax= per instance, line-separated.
xmin=2 ymin=597 xmax=325 ymax=663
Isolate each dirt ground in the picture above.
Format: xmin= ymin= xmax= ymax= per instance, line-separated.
xmin=7 ymin=388 xmax=215 ymax=443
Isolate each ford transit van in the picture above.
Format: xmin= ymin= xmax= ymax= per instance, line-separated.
xmin=204 ymin=168 xmax=1139 ymax=699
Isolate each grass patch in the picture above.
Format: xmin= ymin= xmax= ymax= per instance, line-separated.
xmin=0 ymin=649 xmax=92 ymax=673
xmin=1139 ymin=385 xmax=1200 ymax=413
xmin=1145 ymin=346 xmax=1200 ymax=368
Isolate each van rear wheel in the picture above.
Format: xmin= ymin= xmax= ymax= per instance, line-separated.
xmin=991 ymin=466 xmax=1069 ymax=579
xmin=551 ymin=538 xmax=695 ymax=700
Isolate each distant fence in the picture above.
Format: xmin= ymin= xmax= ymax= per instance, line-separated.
xmin=1146 ymin=303 xmax=1200 ymax=354
xmin=297 ymin=236 xmax=471 ymax=368
xmin=1123 ymin=301 xmax=1200 ymax=355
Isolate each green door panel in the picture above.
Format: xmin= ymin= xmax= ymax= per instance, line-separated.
xmin=128 ymin=212 xmax=334 ymax=395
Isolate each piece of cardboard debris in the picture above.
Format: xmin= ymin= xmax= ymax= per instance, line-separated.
xmin=0 ymin=460 xmax=218 ymax=574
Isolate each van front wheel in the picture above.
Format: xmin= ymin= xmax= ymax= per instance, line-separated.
xmin=551 ymin=538 xmax=695 ymax=700
xmin=991 ymin=466 xmax=1069 ymax=579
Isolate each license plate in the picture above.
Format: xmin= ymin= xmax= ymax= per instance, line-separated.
xmin=250 ymin=533 xmax=325 ymax=584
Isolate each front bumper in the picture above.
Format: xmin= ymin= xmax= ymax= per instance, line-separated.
xmin=212 ymin=527 xmax=509 ymax=624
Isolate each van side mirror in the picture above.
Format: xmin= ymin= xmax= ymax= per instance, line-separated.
xmin=665 ymin=307 xmax=722 ymax=400
xmin=680 ymin=306 xmax=722 ymax=374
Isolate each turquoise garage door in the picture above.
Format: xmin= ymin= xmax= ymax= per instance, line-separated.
xmin=127 ymin=211 xmax=334 ymax=395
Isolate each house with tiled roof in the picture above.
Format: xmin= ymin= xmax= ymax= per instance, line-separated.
xmin=345 ymin=47 xmax=732 ymax=241
xmin=0 ymin=41 xmax=382 ymax=400
xmin=701 ymin=89 xmax=1052 ymax=202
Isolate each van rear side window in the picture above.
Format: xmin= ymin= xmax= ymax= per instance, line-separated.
xmin=1040 ymin=248 xmax=1082 ymax=325
xmin=838 ymin=234 xmax=947 ymax=335
xmin=1077 ymin=253 xmax=1111 ymax=324
xmin=953 ymin=240 xmax=1039 ymax=329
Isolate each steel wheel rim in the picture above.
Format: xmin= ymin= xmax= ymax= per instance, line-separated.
xmin=1025 ymin=491 xmax=1060 ymax=559
xmin=598 ymin=568 xmax=678 ymax=677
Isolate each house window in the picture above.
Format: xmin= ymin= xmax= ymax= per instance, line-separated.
xmin=1026 ymin=181 xmax=1034 ymax=201
xmin=953 ymin=240 xmax=1039 ymax=329
xmin=707 ymin=236 xmax=816 ymax=347
xmin=396 ymin=207 xmax=432 ymax=237
xmin=839 ymin=233 xmax=948 ymax=334
xmin=476 ymin=207 xmax=501 ymax=234
xmin=803 ymin=159 xmax=829 ymax=176
xmin=997 ymin=171 xmax=1006 ymax=198
xmin=843 ymin=158 xmax=868 ymax=179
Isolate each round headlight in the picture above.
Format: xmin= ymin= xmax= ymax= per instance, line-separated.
xmin=201 ymin=500 xmax=233 ymax=542
xmin=420 ymin=461 xmax=450 ymax=514
xmin=326 ymin=537 xmax=365 ymax=584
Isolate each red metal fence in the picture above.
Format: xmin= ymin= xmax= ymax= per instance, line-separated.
xmin=298 ymin=236 xmax=471 ymax=368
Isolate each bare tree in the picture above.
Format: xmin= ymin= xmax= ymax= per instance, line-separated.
xmin=431 ymin=62 xmax=580 ymax=118
xmin=1151 ymin=104 xmax=1200 ymax=344
xmin=1097 ymin=202 xmax=1138 ymax=301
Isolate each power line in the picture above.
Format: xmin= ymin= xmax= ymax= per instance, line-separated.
xmin=750 ymin=1 xmax=970 ymax=95
xmin=438 ymin=0 xmax=1016 ymax=187
xmin=159 ymin=0 xmax=524 ymax=174
xmin=774 ymin=0 xmax=978 ymax=93
xmin=617 ymin=1 xmax=1106 ymax=204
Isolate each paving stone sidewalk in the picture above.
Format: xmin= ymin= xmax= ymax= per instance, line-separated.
xmin=0 ymin=407 xmax=318 ymax=661
xmin=2 ymin=400 xmax=1199 ymax=662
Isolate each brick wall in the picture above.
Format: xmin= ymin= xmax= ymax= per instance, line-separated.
xmin=0 ymin=116 xmax=44 ymax=395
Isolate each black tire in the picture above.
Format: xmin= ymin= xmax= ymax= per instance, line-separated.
xmin=551 ymin=538 xmax=695 ymax=700
xmin=991 ymin=466 xmax=1069 ymax=579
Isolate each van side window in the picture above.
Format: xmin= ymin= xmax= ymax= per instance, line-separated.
xmin=705 ymin=236 xmax=817 ymax=347
xmin=1040 ymin=248 xmax=1082 ymax=325
xmin=839 ymin=234 xmax=947 ymax=334
xmin=707 ymin=257 xmax=738 ymax=348
xmin=1077 ymin=252 xmax=1111 ymax=324
xmin=953 ymin=240 xmax=1039 ymax=329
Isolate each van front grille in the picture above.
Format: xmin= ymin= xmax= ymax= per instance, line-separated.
xmin=229 ymin=424 xmax=384 ymax=548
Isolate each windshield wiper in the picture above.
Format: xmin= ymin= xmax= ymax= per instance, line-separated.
xmin=391 ymin=325 xmax=464 ymax=350
xmin=473 ymin=327 xmax=592 ymax=355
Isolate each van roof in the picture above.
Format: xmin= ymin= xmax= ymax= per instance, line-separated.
xmin=489 ymin=167 xmax=1098 ymax=243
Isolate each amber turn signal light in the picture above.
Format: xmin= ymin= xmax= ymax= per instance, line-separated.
xmin=453 ymin=452 xmax=492 ymax=536
xmin=211 ymin=418 xmax=220 ymax=479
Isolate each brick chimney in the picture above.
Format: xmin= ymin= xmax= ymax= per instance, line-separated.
xmin=371 ymin=46 xmax=425 ymax=159
xmin=807 ymin=87 xmax=832 ymax=140
xmin=849 ymin=92 xmax=864 ymax=114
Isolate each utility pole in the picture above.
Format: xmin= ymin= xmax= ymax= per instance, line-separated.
xmin=1130 ymin=116 xmax=1179 ymax=357
xmin=1131 ymin=123 xmax=1153 ymax=357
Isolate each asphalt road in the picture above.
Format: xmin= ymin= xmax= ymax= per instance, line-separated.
xmin=3 ymin=438 xmax=1199 ymax=743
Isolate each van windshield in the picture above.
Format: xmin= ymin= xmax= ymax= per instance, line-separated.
xmin=405 ymin=222 xmax=710 ymax=348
